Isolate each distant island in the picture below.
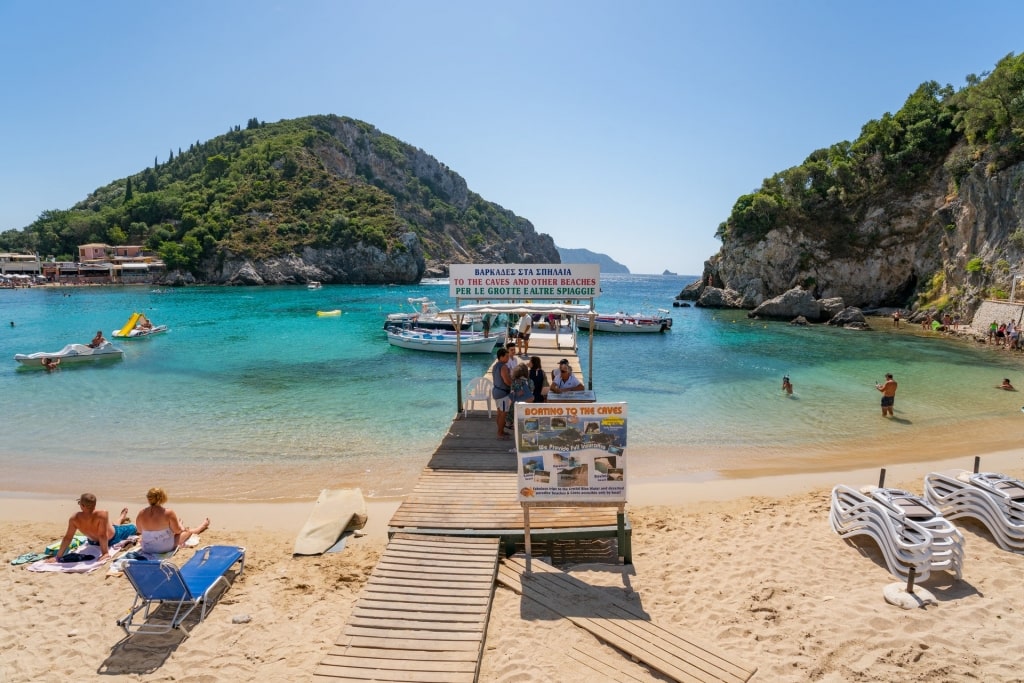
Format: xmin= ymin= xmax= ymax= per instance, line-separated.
xmin=555 ymin=247 xmax=629 ymax=273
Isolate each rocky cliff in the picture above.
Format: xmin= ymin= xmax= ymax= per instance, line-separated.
xmin=685 ymin=156 xmax=1024 ymax=323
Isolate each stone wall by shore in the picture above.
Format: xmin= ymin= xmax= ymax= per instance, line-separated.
xmin=971 ymin=300 xmax=1024 ymax=333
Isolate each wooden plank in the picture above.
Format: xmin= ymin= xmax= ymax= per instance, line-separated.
xmin=499 ymin=559 xmax=750 ymax=679
xmin=324 ymin=648 xmax=477 ymax=662
xmin=344 ymin=622 xmax=483 ymax=638
xmin=320 ymin=654 xmax=477 ymax=672
xmin=567 ymin=644 xmax=651 ymax=682
xmin=497 ymin=558 xmax=757 ymax=683
xmin=336 ymin=635 xmax=482 ymax=652
xmin=314 ymin=664 xmax=475 ymax=682
xmin=317 ymin=535 xmax=500 ymax=682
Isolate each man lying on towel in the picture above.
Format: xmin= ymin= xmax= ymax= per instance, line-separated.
xmin=46 ymin=493 xmax=136 ymax=563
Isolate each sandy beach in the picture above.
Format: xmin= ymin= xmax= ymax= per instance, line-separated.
xmin=3 ymin=449 xmax=1023 ymax=682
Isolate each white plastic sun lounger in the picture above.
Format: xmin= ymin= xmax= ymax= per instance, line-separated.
xmin=924 ymin=470 xmax=1024 ymax=553
xmin=830 ymin=485 xmax=964 ymax=581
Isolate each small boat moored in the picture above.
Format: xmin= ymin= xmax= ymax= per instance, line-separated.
xmin=578 ymin=310 xmax=673 ymax=333
xmin=383 ymin=297 xmax=479 ymax=332
xmin=385 ymin=326 xmax=503 ymax=354
xmin=15 ymin=341 xmax=125 ymax=367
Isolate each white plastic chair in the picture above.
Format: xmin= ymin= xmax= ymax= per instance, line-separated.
xmin=463 ymin=377 xmax=493 ymax=417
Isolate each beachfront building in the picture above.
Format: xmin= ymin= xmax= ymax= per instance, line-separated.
xmin=0 ymin=253 xmax=44 ymax=287
xmin=37 ymin=244 xmax=167 ymax=285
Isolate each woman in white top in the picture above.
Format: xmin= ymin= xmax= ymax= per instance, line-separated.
xmin=135 ymin=487 xmax=210 ymax=553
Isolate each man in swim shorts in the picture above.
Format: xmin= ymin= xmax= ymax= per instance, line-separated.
xmin=47 ymin=493 xmax=136 ymax=562
xmin=876 ymin=373 xmax=897 ymax=417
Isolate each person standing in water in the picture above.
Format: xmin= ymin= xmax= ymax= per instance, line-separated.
xmin=876 ymin=373 xmax=897 ymax=417
xmin=782 ymin=375 xmax=793 ymax=395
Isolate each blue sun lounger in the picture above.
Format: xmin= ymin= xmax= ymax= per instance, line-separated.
xmin=117 ymin=545 xmax=245 ymax=635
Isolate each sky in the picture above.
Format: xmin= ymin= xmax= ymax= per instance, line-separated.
xmin=1 ymin=2 xmax=1022 ymax=275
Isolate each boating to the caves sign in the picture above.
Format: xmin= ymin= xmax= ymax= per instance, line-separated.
xmin=449 ymin=263 xmax=600 ymax=299
xmin=514 ymin=402 xmax=628 ymax=503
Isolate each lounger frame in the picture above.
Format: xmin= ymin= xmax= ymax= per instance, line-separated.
xmin=924 ymin=470 xmax=1024 ymax=553
xmin=829 ymin=485 xmax=963 ymax=581
xmin=117 ymin=545 xmax=245 ymax=636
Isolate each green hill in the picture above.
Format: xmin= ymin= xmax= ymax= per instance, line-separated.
xmin=0 ymin=115 xmax=558 ymax=284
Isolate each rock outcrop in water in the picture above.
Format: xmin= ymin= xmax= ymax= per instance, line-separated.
xmin=675 ymin=55 xmax=1024 ymax=323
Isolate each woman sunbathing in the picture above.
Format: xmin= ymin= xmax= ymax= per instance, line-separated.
xmin=135 ymin=487 xmax=210 ymax=553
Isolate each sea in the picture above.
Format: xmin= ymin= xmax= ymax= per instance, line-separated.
xmin=3 ymin=274 xmax=1024 ymax=502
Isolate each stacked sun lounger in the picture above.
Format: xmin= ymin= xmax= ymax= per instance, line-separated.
xmin=829 ymin=485 xmax=964 ymax=581
xmin=924 ymin=470 xmax=1024 ymax=553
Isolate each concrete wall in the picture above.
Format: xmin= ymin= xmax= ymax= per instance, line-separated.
xmin=970 ymin=300 xmax=1024 ymax=333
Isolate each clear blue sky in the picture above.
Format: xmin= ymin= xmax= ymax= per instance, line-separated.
xmin=2 ymin=2 xmax=1022 ymax=275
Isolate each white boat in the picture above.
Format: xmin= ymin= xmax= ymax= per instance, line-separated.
xmin=419 ymin=277 xmax=450 ymax=286
xmin=385 ymin=326 xmax=503 ymax=354
xmin=307 ymin=281 xmax=322 ymax=289
xmin=111 ymin=312 xmax=168 ymax=339
xmin=15 ymin=341 xmax=125 ymax=367
xmin=578 ymin=310 xmax=673 ymax=333
xmin=383 ymin=297 xmax=478 ymax=332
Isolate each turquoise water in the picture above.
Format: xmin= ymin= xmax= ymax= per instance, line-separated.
xmin=3 ymin=275 xmax=1023 ymax=501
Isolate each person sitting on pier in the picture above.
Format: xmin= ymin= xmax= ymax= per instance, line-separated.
xmin=550 ymin=359 xmax=583 ymax=394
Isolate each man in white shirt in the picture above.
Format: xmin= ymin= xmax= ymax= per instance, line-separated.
xmin=517 ymin=313 xmax=533 ymax=357
xmin=550 ymin=358 xmax=583 ymax=393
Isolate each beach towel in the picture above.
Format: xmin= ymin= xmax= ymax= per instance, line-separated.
xmin=27 ymin=539 xmax=133 ymax=573
xmin=11 ymin=533 xmax=89 ymax=565
xmin=293 ymin=488 xmax=367 ymax=556
xmin=44 ymin=533 xmax=88 ymax=557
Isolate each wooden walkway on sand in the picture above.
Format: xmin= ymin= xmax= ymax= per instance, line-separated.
xmin=314 ymin=534 xmax=500 ymax=682
xmin=497 ymin=556 xmax=758 ymax=683
xmin=316 ymin=322 xmax=754 ymax=681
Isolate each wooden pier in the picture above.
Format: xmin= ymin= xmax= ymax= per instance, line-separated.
xmin=316 ymin=321 xmax=754 ymax=681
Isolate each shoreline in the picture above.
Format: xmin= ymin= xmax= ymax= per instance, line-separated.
xmin=4 ymin=446 xmax=1022 ymax=539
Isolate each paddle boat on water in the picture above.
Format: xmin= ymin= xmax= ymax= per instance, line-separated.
xmin=15 ymin=341 xmax=125 ymax=367
xmin=578 ymin=310 xmax=673 ymax=333
xmin=385 ymin=325 xmax=504 ymax=354
xmin=383 ymin=297 xmax=479 ymax=332
xmin=112 ymin=312 xmax=168 ymax=339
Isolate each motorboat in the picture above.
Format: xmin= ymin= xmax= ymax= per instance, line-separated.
xmin=578 ymin=310 xmax=673 ymax=333
xmin=15 ymin=341 xmax=125 ymax=367
xmin=385 ymin=326 xmax=504 ymax=354
xmin=316 ymin=309 xmax=342 ymax=317
xmin=308 ymin=281 xmax=322 ymax=289
xmin=383 ymin=297 xmax=478 ymax=332
xmin=112 ymin=312 xmax=168 ymax=339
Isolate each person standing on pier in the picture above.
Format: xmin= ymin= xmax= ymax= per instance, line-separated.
xmin=492 ymin=347 xmax=514 ymax=439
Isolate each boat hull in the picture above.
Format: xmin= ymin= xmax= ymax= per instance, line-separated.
xmin=578 ymin=315 xmax=672 ymax=333
xmin=386 ymin=329 xmax=500 ymax=354
xmin=15 ymin=342 xmax=125 ymax=366
xmin=112 ymin=325 xmax=169 ymax=339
